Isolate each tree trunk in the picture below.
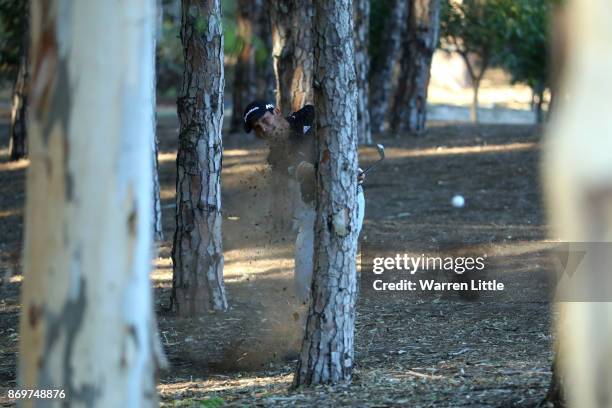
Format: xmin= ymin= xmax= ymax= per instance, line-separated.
xmin=19 ymin=1 xmax=162 ymax=406
xmin=391 ymin=0 xmax=441 ymax=135
xmin=153 ymin=4 xmax=164 ymax=242
xmin=471 ymin=80 xmax=480 ymax=123
xmin=369 ymin=0 xmax=408 ymax=135
xmin=269 ymin=0 xmax=314 ymax=114
xmin=354 ymin=0 xmax=371 ymax=145
xmin=230 ymin=0 xmax=260 ymax=133
xmin=293 ymin=0 xmax=359 ymax=387
xmin=9 ymin=5 xmax=29 ymax=162
xmin=172 ymin=0 xmax=228 ymax=315
xmin=543 ymin=1 xmax=612 ymax=406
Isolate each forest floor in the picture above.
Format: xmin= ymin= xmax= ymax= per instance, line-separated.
xmin=0 ymin=114 xmax=554 ymax=407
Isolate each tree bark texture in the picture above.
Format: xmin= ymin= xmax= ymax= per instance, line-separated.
xmin=230 ymin=0 xmax=260 ymax=132
xmin=256 ymin=2 xmax=276 ymax=102
xmin=293 ymin=0 xmax=360 ymax=387
xmin=369 ymin=0 xmax=408 ymax=134
xmin=269 ymin=0 xmax=314 ymax=114
xmin=354 ymin=0 xmax=371 ymax=144
xmin=172 ymin=0 xmax=228 ymax=315
xmin=543 ymin=1 xmax=612 ymax=406
xmin=9 ymin=7 xmax=29 ymax=162
xmin=391 ymin=0 xmax=441 ymax=135
xmin=153 ymin=6 xmax=164 ymax=242
xmin=19 ymin=1 xmax=161 ymax=406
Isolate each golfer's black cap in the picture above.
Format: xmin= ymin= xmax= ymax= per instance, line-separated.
xmin=243 ymin=100 xmax=275 ymax=133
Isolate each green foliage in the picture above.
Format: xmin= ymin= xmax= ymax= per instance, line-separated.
xmin=0 ymin=0 xmax=27 ymax=84
xmin=500 ymin=0 xmax=550 ymax=92
xmin=199 ymin=396 xmax=224 ymax=408
xmin=369 ymin=0 xmax=392 ymax=68
xmin=440 ymin=0 xmax=551 ymax=93
xmin=440 ymin=0 xmax=512 ymax=72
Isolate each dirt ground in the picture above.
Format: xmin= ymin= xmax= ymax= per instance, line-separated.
xmin=0 ymin=113 xmax=554 ymax=407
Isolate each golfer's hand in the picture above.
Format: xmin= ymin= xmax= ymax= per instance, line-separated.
xmin=357 ymin=168 xmax=365 ymax=185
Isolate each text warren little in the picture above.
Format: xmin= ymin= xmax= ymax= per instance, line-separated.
xmin=372 ymin=279 xmax=505 ymax=291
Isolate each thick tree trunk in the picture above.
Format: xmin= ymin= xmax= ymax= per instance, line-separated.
xmin=354 ymin=0 xmax=371 ymax=145
xmin=172 ymin=0 xmax=228 ymax=315
xmin=391 ymin=0 xmax=441 ymax=135
xmin=369 ymin=0 xmax=408 ymax=135
xmin=269 ymin=0 xmax=314 ymax=114
xmin=293 ymin=0 xmax=359 ymax=387
xmin=19 ymin=1 xmax=162 ymax=406
xmin=543 ymin=1 xmax=612 ymax=406
xmin=230 ymin=0 xmax=260 ymax=133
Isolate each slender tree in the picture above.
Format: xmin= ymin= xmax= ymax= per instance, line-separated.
xmin=255 ymin=1 xmax=276 ymax=102
xmin=7 ymin=2 xmax=29 ymax=161
xmin=153 ymin=0 xmax=164 ymax=242
xmin=293 ymin=0 xmax=360 ymax=387
xmin=19 ymin=1 xmax=162 ymax=405
xmin=172 ymin=0 xmax=228 ymax=315
xmin=543 ymin=0 xmax=612 ymax=406
xmin=368 ymin=0 xmax=408 ymax=134
xmin=354 ymin=0 xmax=371 ymax=144
xmin=229 ymin=0 xmax=261 ymax=133
xmin=269 ymin=0 xmax=314 ymax=114
xmin=391 ymin=0 xmax=441 ymax=135
xmin=440 ymin=0 xmax=509 ymax=123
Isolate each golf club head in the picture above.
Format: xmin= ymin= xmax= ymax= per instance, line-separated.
xmin=376 ymin=144 xmax=385 ymax=160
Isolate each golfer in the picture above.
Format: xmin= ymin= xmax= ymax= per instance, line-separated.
xmin=242 ymin=100 xmax=365 ymax=302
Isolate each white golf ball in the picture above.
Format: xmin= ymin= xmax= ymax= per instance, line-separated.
xmin=452 ymin=195 xmax=465 ymax=208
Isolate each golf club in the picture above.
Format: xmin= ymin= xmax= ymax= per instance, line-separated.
xmin=362 ymin=144 xmax=385 ymax=175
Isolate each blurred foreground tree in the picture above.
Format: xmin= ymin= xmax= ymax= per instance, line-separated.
xmin=368 ymin=0 xmax=408 ymax=134
xmin=391 ymin=0 xmax=441 ymax=135
xmin=440 ymin=0 xmax=510 ymax=123
xmin=293 ymin=0 xmax=360 ymax=387
xmin=19 ymin=1 xmax=164 ymax=405
xmin=172 ymin=0 xmax=228 ymax=315
xmin=500 ymin=0 xmax=550 ymax=123
xmin=544 ymin=0 xmax=612 ymax=407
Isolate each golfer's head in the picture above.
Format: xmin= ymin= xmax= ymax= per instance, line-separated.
xmin=243 ymin=100 xmax=282 ymax=140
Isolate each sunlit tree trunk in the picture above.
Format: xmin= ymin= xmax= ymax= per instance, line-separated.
xmin=369 ymin=0 xmax=408 ymax=135
xmin=293 ymin=0 xmax=359 ymax=387
xmin=391 ymin=0 xmax=441 ymax=135
xmin=269 ymin=0 xmax=314 ymax=114
xmin=172 ymin=0 xmax=228 ymax=315
xmin=230 ymin=0 xmax=260 ymax=133
xmin=8 ymin=5 xmax=29 ymax=162
xmin=543 ymin=1 xmax=612 ymax=407
xmin=19 ymin=1 xmax=162 ymax=406
xmin=354 ymin=0 xmax=371 ymax=145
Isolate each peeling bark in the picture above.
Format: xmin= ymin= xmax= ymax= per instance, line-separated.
xmin=269 ymin=0 xmax=314 ymax=114
xmin=391 ymin=0 xmax=440 ymax=135
xmin=354 ymin=0 xmax=371 ymax=145
xmin=171 ymin=0 xmax=228 ymax=315
xmin=293 ymin=0 xmax=359 ymax=387
xmin=369 ymin=0 xmax=408 ymax=135
xmin=19 ymin=1 xmax=161 ymax=406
